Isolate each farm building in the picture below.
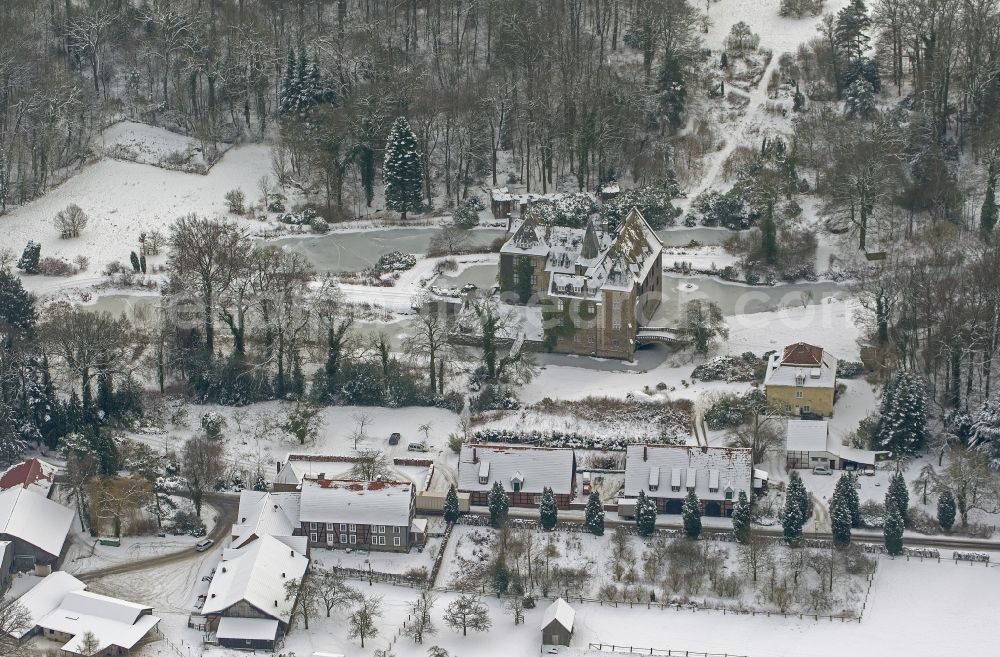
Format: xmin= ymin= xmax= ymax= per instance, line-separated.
xmin=230 ymin=490 xmax=302 ymax=551
xmin=623 ymin=444 xmax=755 ymax=517
xmin=785 ymin=419 xmax=889 ymax=472
xmin=8 ymin=571 xmax=160 ymax=657
xmin=202 ymin=534 xmax=308 ymax=651
xmin=541 ymin=598 xmax=575 ymax=646
xmin=458 ymin=444 xmax=577 ymax=509
xmin=0 ymin=485 xmax=74 ymax=572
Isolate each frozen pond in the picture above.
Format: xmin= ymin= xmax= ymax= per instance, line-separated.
xmin=655 ymin=226 xmax=739 ymax=246
xmin=648 ymin=274 xmax=848 ymax=324
xmin=432 ymin=264 xmax=498 ymax=291
xmin=276 ymin=228 xmax=505 ymax=273
xmin=82 ymin=294 xmax=162 ymax=319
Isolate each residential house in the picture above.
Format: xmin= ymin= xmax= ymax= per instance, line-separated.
xmin=272 ymin=454 xmax=358 ymax=492
xmin=623 ymin=444 xmax=754 ymax=517
xmin=764 ymin=342 xmax=838 ymax=417
xmin=785 ymin=419 xmax=888 ymax=472
xmin=0 ymin=486 xmax=74 ymax=572
xmin=541 ymin=598 xmax=575 ymax=647
xmin=202 ymin=534 xmax=309 ymax=651
xmin=457 ymin=445 xmax=576 ymax=509
xmin=9 ymin=571 xmax=160 ymax=657
xmin=0 ymin=458 xmax=59 ymax=498
xmin=299 ymin=479 xmax=419 ymax=552
xmin=230 ymin=490 xmax=305 ymax=554
xmin=496 ymin=208 xmax=663 ymax=359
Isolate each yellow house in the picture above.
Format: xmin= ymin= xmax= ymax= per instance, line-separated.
xmin=764 ymin=342 xmax=838 ymax=417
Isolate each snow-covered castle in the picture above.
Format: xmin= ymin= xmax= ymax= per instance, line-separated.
xmin=497 ymin=207 xmax=663 ymax=359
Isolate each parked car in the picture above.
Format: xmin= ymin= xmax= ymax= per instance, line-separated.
xmin=195 ymin=538 xmax=215 ymax=552
xmin=812 ymin=465 xmax=833 ymax=475
xmin=408 ymin=442 xmax=429 ymax=452
xmin=388 ymin=432 xmax=401 ymax=446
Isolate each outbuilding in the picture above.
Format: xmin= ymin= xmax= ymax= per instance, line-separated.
xmin=541 ymin=598 xmax=575 ymax=647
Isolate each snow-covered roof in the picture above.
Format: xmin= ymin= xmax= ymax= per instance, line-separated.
xmin=11 ymin=571 xmax=86 ymax=639
xmin=231 ymin=490 xmax=300 ymax=548
xmin=0 ymin=458 xmax=59 ymax=497
xmin=763 ymin=346 xmax=837 ymax=388
xmin=216 ymin=617 xmax=280 ymax=642
xmin=32 ymin=587 xmax=159 ymax=654
xmin=785 ymin=420 xmax=829 ymax=452
xmin=458 ymin=444 xmax=575 ymax=495
xmin=623 ymin=445 xmax=752 ymax=501
xmin=299 ymin=479 xmax=413 ymax=527
xmin=541 ymin=598 xmax=575 ymax=632
xmin=275 ymin=456 xmax=354 ymax=487
xmin=202 ymin=534 xmax=308 ymax=624
xmin=0 ymin=486 xmax=74 ymax=558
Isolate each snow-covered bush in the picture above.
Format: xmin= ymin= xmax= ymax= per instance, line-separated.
xmin=225 ymin=188 xmax=246 ymax=215
xmin=309 ymin=216 xmax=330 ymax=233
xmin=692 ymin=187 xmax=758 ymax=229
xmin=779 ymin=0 xmax=824 ymax=18
xmin=54 ymin=204 xmax=89 ymax=238
xmin=452 ymin=202 xmax=480 ymax=228
xmin=279 ymin=207 xmax=318 ymax=225
xmin=691 ymin=353 xmax=761 ymax=382
xmin=200 ymin=412 xmax=227 ymax=439
xmin=267 ymin=195 xmax=286 ymax=213
xmin=374 ymin=251 xmax=416 ymax=272
xmin=529 ymin=194 xmax=598 ymax=229
xmin=704 ymin=394 xmax=747 ymax=430
xmin=601 ymin=185 xmax=680 ymax=231
xmin=37 ymin=257 xmax=76 ymax=277
xmin=836 ymin=361 xmax=865 ymax=379
xmin=471 ymin=428 xmax=684 ymax=450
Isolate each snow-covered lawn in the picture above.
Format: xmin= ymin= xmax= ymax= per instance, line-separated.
xmin=521 ymin=298 xmax=862 ymax=406
xmin=310 ymin=537 xmax=442 ymax=576
xmin=8 ymin=140 xmax=272 ymax=294
xmin=99 ymin=120 xmax=217 ymax=169
xmin=153 ymin=555 xmax=998 ymax=657
xmin=704 ymin=0 xmax=853 ymax=55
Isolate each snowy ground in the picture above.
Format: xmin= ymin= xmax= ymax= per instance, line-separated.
xmin=100 ymin=120 xmax=218 ymax=169
xmin=8 ymin=138 xmax=273 ymax=291
xmin=704 ymin=0 xmax=852 ymax=55
xmin=310 ymin=537 xmax=442 ymax=575
xmin=131 ymin=555 xmax=998 ymax=657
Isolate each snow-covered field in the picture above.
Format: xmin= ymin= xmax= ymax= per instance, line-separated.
xmin=7 ymin=132 xmax=272 ymax=292
xmin=704 ymin=0 xmax=852 ymax=54
xmin=126 ymin=555 xmax=998 ymax=657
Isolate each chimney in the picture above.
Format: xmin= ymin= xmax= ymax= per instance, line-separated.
xmin=643 ymin=445 xmax=648 ymax=461
xmin=221 ymin=567 xmax=227 ymax=573
xmin=274 ymin=600 xmax=278 ymax=607
xmin=290 ymin=550 xmax=294 ymax=557
xmin=241 ymin=517 xmax=246 ymax=523
xmin=472 ymin=447 xmax=478 ymax=463
xmin=276 ymin=460 xmax=281 ymax=472
xmin=210 ymin=594 xmax=216 ymax=598
xmin=701 ymin=445 xmax=708 ymax=454
xmin=281 ymin=572 xmax=286 ymax=578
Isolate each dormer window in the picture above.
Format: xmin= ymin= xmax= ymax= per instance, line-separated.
xmin=795 ymin=373 xmax=806 ymax=386
xmin=511 ymin=471 xmax=524 ymax=492
xmin=725 ymin=487 xmax=734 ymax=501
xmin=478 ymin=460 xmax=490 ymax=485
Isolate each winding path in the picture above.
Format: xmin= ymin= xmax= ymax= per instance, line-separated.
xmin=76 ymin=492 xmax=238 ymax=582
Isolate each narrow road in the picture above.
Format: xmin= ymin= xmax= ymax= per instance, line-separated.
xmin=77 ymin=492 xmax=238 ymax=582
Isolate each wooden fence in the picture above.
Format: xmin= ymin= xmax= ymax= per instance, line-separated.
xmin=588 ymin=644 xmax=749 ymax=657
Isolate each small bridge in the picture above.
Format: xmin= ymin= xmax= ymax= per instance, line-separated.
xmin=635 ymin=326 xmax=688 ymax=346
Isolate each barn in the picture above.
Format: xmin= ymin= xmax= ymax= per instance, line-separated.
xmin=540 ymin=598 xmax=575 ymax=647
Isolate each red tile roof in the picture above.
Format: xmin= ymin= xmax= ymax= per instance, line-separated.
xmin=781 ymin=342 xmax=823 ymax=367
xmin=0 ymin=458 xmax=54 ymax=493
